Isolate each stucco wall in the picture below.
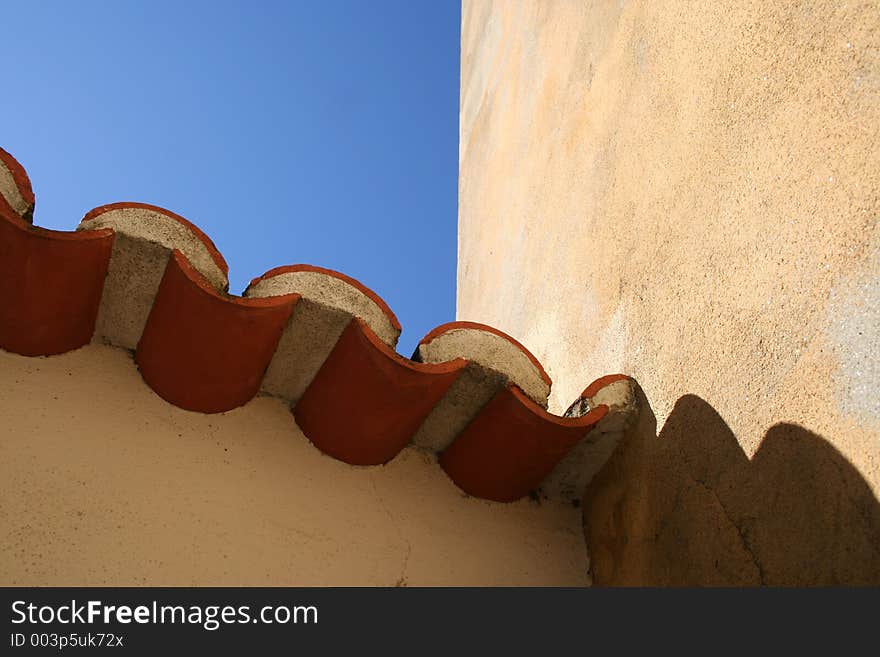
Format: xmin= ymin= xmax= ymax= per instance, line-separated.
xmin=458 ymin=1 xmax=880 ymax=584
xmin=0 ymin=345 xmax=588 ymax=586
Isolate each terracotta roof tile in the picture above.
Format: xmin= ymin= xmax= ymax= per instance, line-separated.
xmin=136 ymin=251 xmax=299 ymax=413
xmin=295 ymin=318 xmax=467 ymax=465
xmin=439 ymin=385 xmax=608 ymax=502
xmin=0 ymin=147 xmax=638 ymax=502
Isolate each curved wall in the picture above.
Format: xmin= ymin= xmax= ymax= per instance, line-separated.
xmin=458 ymin=0 xmax=880 ymax=584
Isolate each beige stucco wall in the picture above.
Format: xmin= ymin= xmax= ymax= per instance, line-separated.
xmin=458 ymin=1 xmax=880 ymax=584
xmin=0 ymin=345 xmax=588 ymax=586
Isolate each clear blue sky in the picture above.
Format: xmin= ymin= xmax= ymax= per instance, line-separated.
xmin=4 ymin=1 xmax=461 ymax=356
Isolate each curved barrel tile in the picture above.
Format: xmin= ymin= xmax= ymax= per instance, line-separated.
xmin=0 ymin=213 xmax=114 ymax=356
xmin=439 ymin=385 xmax=608 ymax=503
xmin=411 ymin=321 xmax=552 ymax=452
xmin=136 ymin=251 xmax=298 ymax=413
xmin=78 ymin=203 xmax=230 ymax=349
xmin=540 ymin=374 xmax=639 ymax=501
xmin=246 ymin=264 xmax=402 ymax=403
xmin=295 ymin=318 xmax=466 ymax=465
xmin=0 ymin=149 xmax=114 ymax=356
xmin=1 ymin=145 xmax=640 ymax=507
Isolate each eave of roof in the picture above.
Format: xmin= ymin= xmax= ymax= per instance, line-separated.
xmin=0 ymin=147 xmax=637 ymax=503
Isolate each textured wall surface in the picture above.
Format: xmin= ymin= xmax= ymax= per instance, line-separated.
xmin=458 ymin=0 xmax=880 ymax=584
xmin=0 ymin=345 xmax=588 ymax=586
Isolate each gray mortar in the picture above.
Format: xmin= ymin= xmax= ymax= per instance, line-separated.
xmin=539 ymin=379 xmax=639 ymax=502
xmin=90 ymin=234 xmax=172 ymax=349
xmin=246 ymin=270 xmax=400 ymax=405
xmin=0 ymin=160 xmax=29 ymax=218
xmin=78 ymin=208 xmax=228 ymax=292
xmin=78 ymin=207 xmax=228 ymax=350
xmin=416 ymin=328 xmax=550 ymax=405
xmin=246 ymin=271 xmax=399 ymax=347
xmin=259 ymin=298 xmax=352 ymax=402
xmin=411 ymin=326 xmax=552 ymax=452
xmin=409 ymin=363 xmax=507 ymax=452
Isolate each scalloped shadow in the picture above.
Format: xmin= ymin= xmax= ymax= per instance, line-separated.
xmin=583 ymin=388 xmax=880 ymax=585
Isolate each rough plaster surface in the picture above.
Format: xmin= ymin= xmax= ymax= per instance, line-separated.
xmin=582 ymin=390 xmax=880 ymax=585
xmin=0 ymin=345 xmax=588 ymax=586
xmin=0 ymin=159 xmax=29 ymax=217
xmin=458 ymin=0 xmax=880 ymax=584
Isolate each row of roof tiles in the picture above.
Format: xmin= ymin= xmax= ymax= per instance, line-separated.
xmin=0 ymin=147 xmax=637 ymax=503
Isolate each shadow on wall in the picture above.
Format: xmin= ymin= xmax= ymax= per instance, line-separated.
xmin=583 ymin=388 xmax=880 ymax=586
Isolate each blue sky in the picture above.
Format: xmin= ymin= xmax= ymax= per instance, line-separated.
xmin=4 ymin=1 xmax=461 ymax=355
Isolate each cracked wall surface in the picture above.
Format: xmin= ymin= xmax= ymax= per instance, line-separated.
xmin=0 ymin=345 xmax=589 ymax=586
xmin=583 ymin=392 xmax=879 ymax=585
xmin=458 ymin=0 xmax=880 ymax=584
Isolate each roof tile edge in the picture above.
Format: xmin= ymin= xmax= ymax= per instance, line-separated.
xmin=0 ymin=146 xmax=639 ymax=503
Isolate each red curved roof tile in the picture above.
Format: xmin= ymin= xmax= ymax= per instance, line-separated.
xmin=440 ymin=386 xmax=608 ymax=503
xmin=0 ymin=146 xmax=634 ymax=503
xmin=0 ymin=212 xmax=114 ymax=356
xmin=580 ymin=373 xmax=632 ymax=399
xmin=136 ymin=251 xmax=298 ymax=413
xmin=295 ymin=318 xmax=467 ymax=465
